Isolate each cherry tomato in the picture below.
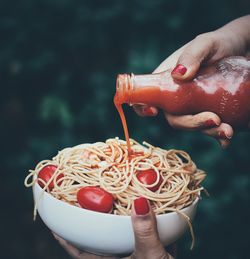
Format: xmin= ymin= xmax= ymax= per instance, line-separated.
xmin=77 ymin=186 xmax=114 ymax=213
xmin=136 ymin=169 xmax=163 ymax=192
xmin=38 ymin=165 xmax=63 ymax=191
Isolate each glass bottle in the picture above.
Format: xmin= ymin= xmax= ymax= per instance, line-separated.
xmin=115 ymin=56 xmax=250 ymax=129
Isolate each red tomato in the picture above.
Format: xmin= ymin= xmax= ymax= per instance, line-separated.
xmin=136 ymin=169 xmax=163 ymax=192
xmin=38 ymin=165 xmax=63 ymax=191
xmin=77 ymin=186 xmax=114 ymax=213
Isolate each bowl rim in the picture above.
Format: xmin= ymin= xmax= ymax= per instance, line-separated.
xmin=34 ymin=182 xmax=200 ymax=219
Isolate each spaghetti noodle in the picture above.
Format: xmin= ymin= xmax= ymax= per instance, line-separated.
xmin=25 ymin=138 xmax=206 ymax=249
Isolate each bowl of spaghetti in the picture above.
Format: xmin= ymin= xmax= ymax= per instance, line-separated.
xmin=25 ymin=138 xmax=206 ymax=256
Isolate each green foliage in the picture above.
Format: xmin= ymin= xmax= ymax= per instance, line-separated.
xmin=1 ymin=0 xmax=250 ymax=258
xmin=40 ymin=95 xmax=74 ymax=127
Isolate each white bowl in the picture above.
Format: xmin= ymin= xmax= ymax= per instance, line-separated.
xmin=33 ymin=183 xmax=199 ymax=256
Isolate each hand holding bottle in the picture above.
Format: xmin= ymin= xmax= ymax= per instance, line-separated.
xmin=133 ymin=15 xmax=250 ymax=148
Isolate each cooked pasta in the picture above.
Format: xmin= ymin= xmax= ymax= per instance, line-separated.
xmin=25 ymin=138 xmax=206 ymax=249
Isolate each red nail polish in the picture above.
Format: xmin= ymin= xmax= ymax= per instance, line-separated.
xmin=219 ymin=131 xmax=226 ymax=138
xmin=219 ymin=131 xmax=231 ymax=139
xmin=204 ymin=119 xmax=218 ymax=127
xmin=134 ymin=197 xmax=149 ymax=215
xmin=171 ymin=64 xmax=187 ymax=76
xmin=143 ymin=107 xmax=156 ymax=116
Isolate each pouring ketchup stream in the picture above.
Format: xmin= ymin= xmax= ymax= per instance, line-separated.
xmin=114 ymin=94 xmax=132 ymax=155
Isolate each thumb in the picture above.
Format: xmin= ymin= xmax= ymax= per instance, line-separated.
xmin=133 ymin=104 xmax=158 ymax=117
xmin=130 ymin=197 xmax=171 ymax=259
xmin=171 ymin=33 xmax=217 ymax=81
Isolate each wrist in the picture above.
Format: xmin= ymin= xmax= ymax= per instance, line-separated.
xmin=216 ymin=15 xmax=250 ymax=55
xmin=212 ymin=28 xmax=246 ymax=57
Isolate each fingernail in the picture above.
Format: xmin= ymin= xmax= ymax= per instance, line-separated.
xmin=219 ymin=131 xmax=232 ymax=139
xmin=142 ymin=107 xmax=157 ymax=116
xmin=171 ymin=64 xmax=187 ymax=76
xmin=134 ymin=197 xmax=150 ymax=215
xmin=204 ymin=119 xmax=218 ymax=127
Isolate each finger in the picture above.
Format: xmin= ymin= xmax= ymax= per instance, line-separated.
xmin=171 ymin=32 xmax=218 ymax=80
xmin=202 ymin=123 xmax=233 ymax=138
xmin=53 ymin=233 xmax=83 ymax=259
xmin=165 ymin=112 xmax=221 ymax=131
xmin=153 ymin=43 xmax=189 ymax=73
xmin=131 ymin=197 xmax=173 ymax=259
xmin=202 ymin=123 xmax=233 ymax=148
xmin=133 ymin=104 xmax=158 ymax=117
xmin=216 ymin=138 xmax=231 ymax=149
xmin=52 ymin=233 xmax=108 ymax=259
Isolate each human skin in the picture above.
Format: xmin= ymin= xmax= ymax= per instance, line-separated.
xmin=53 ymin=15 xmax=250 ymax=259
xmin=133 ymin=15 xmax=250 ymax=148
xmin=53 ymin=197 xmax=174 ymax=259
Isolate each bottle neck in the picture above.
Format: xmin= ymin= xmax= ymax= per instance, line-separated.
xmin=116 ymin=73 xmax=164 ymax=105
xmin=115 ymin=74 xmax=133 ymax=105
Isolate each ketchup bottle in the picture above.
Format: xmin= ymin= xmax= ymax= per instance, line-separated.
xmin=115 ymin=56 xmax=250 ymax=129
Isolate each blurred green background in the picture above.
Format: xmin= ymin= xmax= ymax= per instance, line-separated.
xmin=1 ymin=0 xmax=250 ymax=258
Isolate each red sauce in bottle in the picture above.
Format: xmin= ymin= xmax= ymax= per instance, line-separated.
xmin=114 ymin=56 xmax=250 ymax=142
